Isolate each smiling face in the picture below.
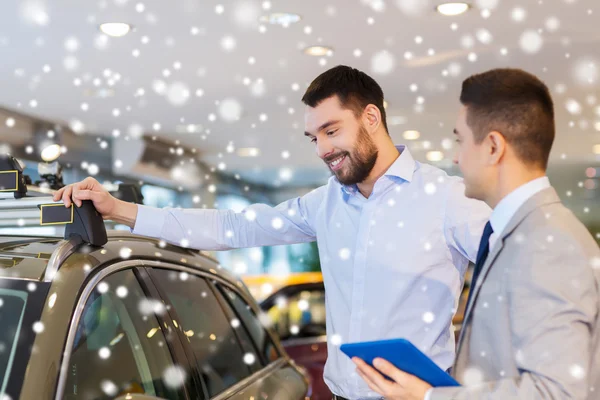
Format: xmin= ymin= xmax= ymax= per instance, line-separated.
xmin=304 ymin=96 xmax=378 ymax=185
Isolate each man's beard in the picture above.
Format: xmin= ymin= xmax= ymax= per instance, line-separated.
xmin=326 ymin=126 xmax=378 ymax=186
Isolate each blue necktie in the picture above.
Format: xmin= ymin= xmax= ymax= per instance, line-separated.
xmin=465 ymin=221 xmax=494 ymax=310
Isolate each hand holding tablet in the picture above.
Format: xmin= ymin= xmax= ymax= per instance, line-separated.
xmin=341 ymin=338 xmax=460 ymax=387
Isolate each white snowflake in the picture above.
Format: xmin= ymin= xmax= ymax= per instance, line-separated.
xmin=163 ymin=365 xmax=187 ymax=389
xmin=32 ymin=321 xmax=44 ymax=333
xmin=220 ymin=35 xmax=237 ymax=52
xmin=100 ymin=380 xmax=118 ymax=396
xmin=243 ymin=353 xmax=256 ymax=365
xmin=119 ymin=247 xmax=132 ymax=259
xmin=422 ymin=311 xmax=435 ymax=324
xmin=330 ymin=334 xmax=343 ymax=346
xmin=371 ymin=50 xmax=395 ymax=75
xmin=98 ymin=347 xmax=111 ymax=359
xmin=96 ymin=282 xmax=109 ymax=294
xmin=462 ymin=367 xmax=484 ymax=386
xmin=570 ymin=364 xmax=586 ymax=380
xmin=519 ymin=30 xmax=543 ymax=54
xmin=271 ymin=217 xmax=283 ymax=230
xmin=339 ymin=248 xmax=351 ymax=260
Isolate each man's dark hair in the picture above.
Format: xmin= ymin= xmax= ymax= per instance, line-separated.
xmin=302 ymin=65 xmax=389 ymax=133
xmin=460 ymin=68 xmax=555 ymax=170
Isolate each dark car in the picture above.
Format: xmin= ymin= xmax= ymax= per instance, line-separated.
xmin=0 ymin=177 xmax=308 ymax=399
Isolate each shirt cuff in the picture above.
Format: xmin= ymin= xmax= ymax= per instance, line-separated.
xmin=424 ymin=388 xmax=433 ymax=400
xmin=131 ymin=204 xmax=168 ymax=238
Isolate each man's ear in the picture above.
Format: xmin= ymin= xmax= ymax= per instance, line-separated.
xmin=363 ymin=104 xmax=382 ymax=133
xmin=487 ymin=131 xmax=507 ymax=165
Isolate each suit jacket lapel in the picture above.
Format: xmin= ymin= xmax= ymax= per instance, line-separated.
xmin=454 ymin=187 xmax=562 ymax=356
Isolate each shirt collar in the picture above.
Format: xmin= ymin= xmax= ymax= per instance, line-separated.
xmin=340 ymin=145 xmax=416 ymax=195
xmin=490 ymin=176 xmax=551 ymax=237
xmin=385 ymin=145 xmax=416 ymax=182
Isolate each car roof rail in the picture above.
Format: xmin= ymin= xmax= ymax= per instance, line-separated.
xmin=1 ymin=154 xmax=108 ymax=277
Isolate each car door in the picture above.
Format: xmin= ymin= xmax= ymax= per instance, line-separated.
xmin=145 ymin=264 xmax=306 ymax=400
xmin=55 ymin=260 xmax=194 ymax=400
xmin=261 ymin=282 xmax=330 ymax=400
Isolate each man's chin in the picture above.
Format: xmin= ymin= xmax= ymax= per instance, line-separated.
xmin=464 ymin=185 xmax=482 ymax=201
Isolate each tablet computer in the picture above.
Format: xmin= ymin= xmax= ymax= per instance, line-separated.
xmin=341 ymin=338 xmax=460 ymax=387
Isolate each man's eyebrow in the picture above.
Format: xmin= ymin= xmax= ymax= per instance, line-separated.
xmin=304 ymin=120 xmax=341 ymax=137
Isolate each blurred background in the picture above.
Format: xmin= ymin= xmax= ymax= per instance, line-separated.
xmin=0 ymin=0 xmax=599 ymax=281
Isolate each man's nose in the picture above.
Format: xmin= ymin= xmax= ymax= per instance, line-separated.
xmin=316 ymin=136 xmax=334 ymax=160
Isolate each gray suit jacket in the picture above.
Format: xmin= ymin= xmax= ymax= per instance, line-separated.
xmin=430 ymin=187 xmax=600 ymax=399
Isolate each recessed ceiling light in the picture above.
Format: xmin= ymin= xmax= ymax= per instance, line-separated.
xmin=99 ymin=22 xmax=132 ymax=37
xmin=593 ymin=144 xmax=600 ymax=155
xmin=238 ymin=148 xmax=260 ymax=157
xmin=436 ymin=2 xmax=470 ymax=16
xmin=426 ymin=151 xmax=444 ymax=162
xmin=304 ymin=46 xmax=333 ymax=57
xmin=383 ymin=100 xmax=389 ymax=109
xmin=260 ymin=12 xmax=301 ymax=26
xmin=403 ymin=130 xmax=421 ymax=140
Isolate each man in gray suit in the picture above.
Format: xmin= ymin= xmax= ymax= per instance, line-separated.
xmin=353 ymin=68 xmax=600 ymax=399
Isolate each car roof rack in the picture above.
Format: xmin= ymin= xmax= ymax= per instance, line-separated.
xmin=1 ymin=154 xmax=108 ymax=281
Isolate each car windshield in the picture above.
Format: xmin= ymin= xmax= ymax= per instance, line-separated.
xmin=0 ymin=288 xmax=28 ymax=395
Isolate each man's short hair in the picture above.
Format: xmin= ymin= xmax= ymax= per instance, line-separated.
xmin=302 ymin=65 xmax=389 ymax=133
xmin=460 ymin=68 xmax=555 ymax=169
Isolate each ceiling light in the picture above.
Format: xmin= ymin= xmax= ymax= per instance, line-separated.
xmin=99 ymin=22 xmax=132 ymax=37
xmin=436 ymin=2 xmax=470 ymax=16
xmin=260 ymin=13 xmax=301 ymax=26
xmin=304 ymin=46 xmax=333 ymax=57
xmin=41 ymin=144 xmax=61 ymax=162
xmin=426 ymin=151 xmax=444 ymax=162
xmin=594 ymin=144 xmax=600 ymax=155
xmin=383 ymin=100 xmax=389 ymax=109
xmin=237 ymin=148 xmax=260 ymax=157
xmin=403 ymin=130 xmax=421 ymax=140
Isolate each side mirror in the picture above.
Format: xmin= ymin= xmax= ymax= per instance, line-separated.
xmin=114 ymin=395 xmax=167 ymax=400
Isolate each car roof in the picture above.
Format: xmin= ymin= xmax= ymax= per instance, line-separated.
xmin=0 ymin=231 xmax=244 ymax=289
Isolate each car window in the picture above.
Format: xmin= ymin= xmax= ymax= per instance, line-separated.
xmin=0 ymin=288 xmax=28 ymax=394
xmin=149 ymin=268 xmax=253 ymax=398
xmin=219 ymin=285 xmax=280 ymax=364
xmin=64 ymin=269 xmax=186 ymax=400
xmin=267 ymin=289 xmax=327 ymax=341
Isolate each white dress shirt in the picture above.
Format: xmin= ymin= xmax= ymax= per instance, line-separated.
xmin=424 ymin=175 xmax=551 ymax=400
xmin=132 ymin=145 xmax=491 ymax=399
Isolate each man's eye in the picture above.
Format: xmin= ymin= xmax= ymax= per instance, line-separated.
xmin=310 ymin=137 xmax=317 ymax=143
xmin=326 ymin=130 xmax=336 ymax=136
